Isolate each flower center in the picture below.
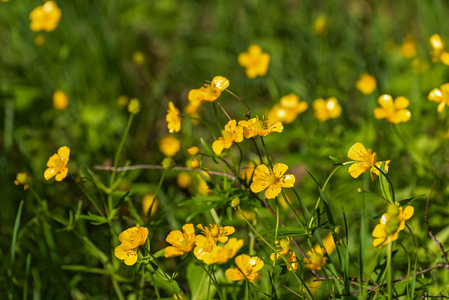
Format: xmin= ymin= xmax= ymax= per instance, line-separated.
xmin=267 ymin=173 xmax=279 ymax=186
xmin=54 ymin=157 xmax=64 ymax=168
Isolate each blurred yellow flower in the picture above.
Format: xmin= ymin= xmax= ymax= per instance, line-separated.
xmin=239 ymin=116 xmax=283 ymax=138
xmin=14 ymin=172 xmax=29 ymax=190
xmin=187 ymin=146 xmax=199 ymax=155
xmin=372 ymin=205 xmax=414 ymax=247
xmin=44 ymin=146 xmax=70 ymax=181
xmin=166 ymin=101 xmax=181 ymax=133
xmin=128 ymin=98 xmax=140 ymax=114
xmin=29 ymin=1 xmax=61 ymax=32
xmin=304 ymin=247 xmax=327 ymax=270
xmin=53 ymin=90 xmax=69 ymax=110
xmin=164 ymin=224 xmax=196 ymax=258
xmin=212 ymin=120 xmax=244 ymax=155
xmin=238 ymin=45 xmax=270 ymax=78
xmin=251 ymin=163 xmax=295 ymax=199
xmin=428 ymin=83 xmax=449 ymax=113
xmin=312 ymin=16 xmax=327 ymax=36
xmin=197 ymin=172 xmax=211 ymax=196
xmin=35 ymin=35 xmax=45 ymax=46
xmin=240 ymin=160 xmax=257 ymax=182
xmin=142 ymin=194 xmax=157 ymax=219
xmin=214 ymin=238 xmax=244 ymax=264
xmin=226 ymin=254 xmax=264 ymax=282
xmin=197 ymin=224 xmax=235 ymax=243
xmin=235 ymin=209 xmax=256 ymax=222
xmin=190 ymin=158 xmax=199 ymax=168
xmin=374 ymin=94 xmax=411 ymax=124
xmin=355 ymin=73 xmax=376 ymax=95
xmin=117 ymin=95 xmax=129 ymax=107
xmin=401 ymin=35 xmax=417 ymax=58
xmin=132 ymin=51 xmax=145 ymax=65
xmin=159 ymin=134 xmax=180 ymax=157
xmin=347 ymin=143 xmax=389 ymax=181
xmin=312 ymin=97 xmax=342 ymax=121
xmin=429 ymin=34 xmax=449 ymax=65
xmin=188 ymin=76 xmax=229 ymax=104
xmin=271 ymin=238 xmax=298 ymax=271
xmin=176 ymin=172 xmax=191 ymax=189
xmin=267 ymin=94 xmax=308 ymax=124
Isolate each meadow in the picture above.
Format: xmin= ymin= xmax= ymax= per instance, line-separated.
xmin=2 ymin=1 xmax=449 ymax=299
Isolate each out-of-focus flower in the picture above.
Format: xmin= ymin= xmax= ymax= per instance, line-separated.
xmin=212 ymin=120 xmax=244 ymax=154
xmin=240 ymin=161 xmax=257 ymax=182
xmin=177 ymin=172 xmax=191 ymax=189
xmin=188 ymin=76 xmax=229 ymax=105
xmin=428 ymin=83 xmax=449 ymax=113
xmin=190 ymin=158 xmax=199 ymax=169
xmin=197 ymin=172 xmax=211 ymax=196
xmin=372 ymin=205 xmax=414 ymax=247
xmin=313 ymin=97 xmax=342 ymax=121
xmin=214 ymin=238 xmax=244 ymax=264
xmin=159 ymin=135 xmax=180 ymax=157
xmin=401 ymin=35 xmax=417 ymax=58
xmin=132 ymin=51 xmax=145 ymax=65
xmin=53 ymin=90 xmax=69 ymax=110
xmin=226 ymin=254 xmax=264 ymax=282
xmin=312 ymin=16 xmax=327 ymax=36
xmin=166 ymin=101 xmax=181 ymax=133
xmin=197 ymin=224 xmax=235 ymax=243
xmin=44 ymin=146 xmax=70 ymax=181
xmin=430 ymin=34 xmax=449 ymax=65
xmin=187 ymin=146 xmax=199 ymax=156
xmin=239 ymin=116 xmax=283 ymax=138
xmin=304 ymin=247 xmax=327 ymax=270
xmin=161 ymin=157 xmax=175 ymax=170
xmin=142 ymin=194 xmax=157 ymax=219
xmin=117 ymin=95 xmax=129 ymax=107
xmin=271 ymin=238 xmax=298 ymax=271
xmin=164 ymin=224 xmax=196 ymax=258
xmin=347 ymin=143 xmax=389 ymax=181
xmin=355 ymin=73 xmax=376 ymax=95
xmin=115 ymin=226 xmax=148 ymax=266
xmin=35 ymin=35 xmax=45 ymax=46
xmin=251 ymin=163 xmax=295 ymax=199
xmin=29 ymin=1 xmax=61 ymax=32
xmin=374 ymin=94 xmax=411 ymax=124
xmin=229 ymin=196 xmax=240 ymax=208
xmin=238 ymin=45 xmax=270 ymax=78
xmin=128 ymin=98 xmax=140 ymax=115
xmin=14 ymin=172 xmax=29 ymax=190
xmin=267 ymin=94 xmax=308 ymax=124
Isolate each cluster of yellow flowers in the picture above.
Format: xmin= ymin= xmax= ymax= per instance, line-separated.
xmin=114 ymin=227 xmax=149 ymax=266
xmin=29 ymin=1 xmax=61 ymax=32
xmin=429 ymin=34 xmax=449 ymax=65
xmin=267 ymin=94 xmax=308 ymax=124
xmin=372 ymin=204 xmax=414 ymax=247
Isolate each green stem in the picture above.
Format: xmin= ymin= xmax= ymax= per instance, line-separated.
xmin=110 ymin=114 xmax=134 ymax=187
xmin=147 ymin=169 xmax=167 ymax=224
xmin=387 ymin=237 xmax=392 ymax=300
xmin=69 ymin=173 xmax=104 ymax=216
xmin=273 ymin=198 xmax=280 ymax=268
xmin=192 ymin=257 xmax=225 ymax=300
xmin=280 ymin=190 xmax=305 ymax=228
xmin=260 ymin=136 xmax=273 ymax=168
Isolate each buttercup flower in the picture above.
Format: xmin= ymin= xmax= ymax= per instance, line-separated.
xmin=250 ymin=163 xmax=295 ymax=199
xmin=214 ymin=238 xmax=244 ymax=264
xmin=238 ymin=45 xmax=270 ymax=78
xmin=304 ymin=247 xmax=327 ymax=270
xmin=128 ymin=98 xmax=140 ymax=114
xmin=239 ymin=116 xmax=283 ymax=138
xmin=312 ymin=16 xmax=327 ymax=36
xmin=44 ymin=146 xmax=70 ymax=181
xmin=428 ymin=83 xmax=449 ymax=113
xmin=313 ymin=97 xmax=342 ymax=121
xmin=267 ymin=94 xmax=308 ymax=124
xmin=142 ymin=194 xmax=158 ymax=219
xmin=166 ymin=101 xmax=182 ymax=133
xmin=374 ymin=94 xmax=411 ymax=124
xmin=401 ymin=35 xmax=417 ymax=58
xmin=114 ymin=247 xmax=138 ymax=266
xmin=188 ymin=76 xmax=229 ymax=104
xmin=159 ymin=134 xmax=180 ymax=157
xmin=187 ymin=146 xmax=199 ymax=155
xmin=29 ymin=1 xmax=61 ymax=32
xmin=212 ymin=120 xmax=244 ymax=154
xmin=14 ymin=172 xmax=29 ymax=190
xmin=355 ymin=73 xmax=377 ymax=95
xmin=194 ymin=234 xmax=219 ymax=264
xmin=372 ymin=205 xmax=414 ymax=247
xmin=118 ymin=226 xmax=149 ymax=250
xmin=53 ymin=90 xmax=69 ymax=110
xmin=347 ymin=143 xmax=390 ymax=181
xmin=429 ymin=34 xmax=449 ymax=65
xmin=197 ymin=224 xmax=235 ymax=243
xmin=226 ymin=254 xmax=264 ymax=282
xmin=271 ymin=238 xmax=298 ymax=271
xmin=164 ymin=224 xmax=196 ymax=258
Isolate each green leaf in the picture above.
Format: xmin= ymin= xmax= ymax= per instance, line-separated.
xmin=378 ymin=162 xmax=394 ymax=203
xmin=61 ymin=265 xmax=109 ymax=275
xmin=260 ymin=226 xmax=308 ymax=238
xmin=79 ymin=212 xmax=109 ymax=226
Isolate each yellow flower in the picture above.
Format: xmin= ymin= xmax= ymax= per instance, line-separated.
xmin=128 ymin=98 xmax=140 ymax=115
xmin=114 ymin=246 xmax=138 ymax=266
xmin=430 ymin=34 xmax=444 ymax=51
xmin=188 ymin=76 xmax=229 ymax=104
xmin=197 ymin=172 xmax=211 ymax=196
xmin=226 ymin=254 xmax=264 ymax=282
xmin=355 ymin=73 xmax=377 ymax=95
xmin=142 ymin=194 xmax=157 ymax=219
xmin=44 ymin=146 xmax=70 ymax=181
xmin=312 ymin=16 xmax=327 ymax=36
xmin=164 ymin=224 xmax=196 ymax=258
xmin=212 ymin=120 xmax=244 ymax=155
xmin=14 ymin=172 xmax=29 ymax=190
xmin=372 ymin=205 xmax=414 ymax=248
xmin=197 ymin=224 xmax=235 ymax=243
xmin=428 ymin=83 xmax=449 ymax=113
xmin=347 ymin=143 xmax=390 ymax=181
xmin=118 ymin=226 xmax=149 ymax=250
xmin=53 ymin=90 xmax=69 ymax=110
xmin=250 ymin=163 xmax=295 ymax=199
xmin=429 ymin=34 xmax=449 ymax=65
xmin=270 ymin=238 xmax=298 ymax=271
xmin=312 ymin=97 xmax=342 ymax=121
xmin=159 ymin=134 xmax=180 ymax=157
xmin=29 ymin=1 xmax=61 ymax=32
xmin=374 ymin=94 xmax=411 ymax=124
xmin=177 ymin=172 xmax=191 ymax=189
xmin=401 ymin=35 xmax=417 ymax=58
xmin=187 ymin=146 xmax=199 ymax=155
xmin=304 ymin=247 xmax=327 ymax=270
xmin=238 ymin=45 xmax=270 ymax=78
xmin=166 ymin=101 xmax=181 ymax=133
xmin=194 ymin=234 xmax=219 ymax=264
xmin=239 ymin=116 xmax=283 ymax=138
xmin=214 ymin=238 xmax=244 ymax=264
xmin=132 ymin=51 xmax=145 ymax=65
xmin=240 ymin=161 xmax=258 ymax=182
xmin=190 ymin=158 xmax=199 ymax=168
xmin=117 ymin=95 xmax=129 ymax=107
xmin=235 ymin=209 xmax=256 ymax=222
xmin=267 ymin=94 xmax=308 ymax=124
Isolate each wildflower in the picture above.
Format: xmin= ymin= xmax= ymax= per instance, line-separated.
xmin=267 ymin=94 xmax=308 ymax=124
xmin=372 ymin=205 xmax=414 ymax=247
xmin=355 ymin=73 xmax=377 ymax=95
xmin=312 ymin=97 xmax=342 ymax=121
xmin=347 ymin=143 xmax=390 ymax=181
xmin=239 ymin=116 xmax=283 ymax=138
xmin=251 ymin=163 xmax=295 ymax=199
xmin=190 ymin=158 xmax=199 ymax=169
xmin=401 ymin=35 xmax=417 ymax=58
xmin=229 ymin=196 xmax=240 ymax=208
xmin=197 ymin=224 xmax=235 ymax=243
xmin=430 ymin=34 xmax=449 ymax=65
xmin=114 ymin=247 xmax=138 ymax=266
xmin=44 ymin=146 xmax=70 ymax=181
xmin=128 ymin=98 xmax=140 ymax=115
xmin=194 ymin=234 xmax=218 ymax=264
xmin=197 ymin=172 xmax=211 ymax=196
xmin=240 ymin=161 xmax=258 ymax=182
xmin=304 ymin=247 xmax=327 ymax=270
xmin=226 ymin=254 xmax=264 ymax=282
xmin=271 ymin=238 xmax=298 ymax=271
xmin=187 ymin=146 xmax=199 ymax=155
xmin=188 ymin=76 xmax=229 ymax=104
xmin=177 ymin=172 xmax=191 ymax=189
xmin=312 ymin=16 xmax=327 ymax=36
xmin=29 ymin=1 xmax=61 ymax=32
xmin=132 ymin=51 xmax=145 ymax=65
xmin=159 ymin=134 xmax=180 ymax=157
xmin=212 ymin=120 xmax=244 ymax=154
xmin=14 ymin=172 xmax=29 ymax=190
xmin=374 ymin=94 xmax=411 ymax=124
xmin=238 ymin=45 xmax=270 ymax=78
xmin=428 ymin=83 xmax=449 ymax=113
xmin=53 ymin=90 xmax=69 ymax=110
xmin=142 ymin=194 xmax=157 ymax=219
xmin=117 ymin=95 xmax=129 ymax=107
xmin=235 ymin=209 xmax=256 ymax=223
xmin=161 ymin=157 xmax=175 ymax=170
xmin=215 ymin=238 xmax=244 ymax=264
xmin=164 ymin=224 xmax=196 ymax=258
xmin=118 ymin=227 xmax=149 ymax=250
xmin=166 ymin=101 xmax=181 ymax=133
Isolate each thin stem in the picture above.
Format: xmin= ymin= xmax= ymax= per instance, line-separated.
xmin=260 ymin=136 xmax=273 ymax=168
xmin=216 ymin=102 xmax=232 ymax=121
xmin=111 ymin=276 xmax=125 ymax=300
xmin=110 ymin=114 xmax=134 ymax=187
xmin=224 ymin=88 xmax=251 ymax=118
xmin=387 ymin=237 xmax=392 ymax=300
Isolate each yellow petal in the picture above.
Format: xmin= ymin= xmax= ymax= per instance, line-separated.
xmin=428 ymin=89 xmax=443 ymax=102
xmin=348 ymin=162 xmax=366 ymax=178
xmin=281 ymin=174 xmax=295 ymax=188
xmin=212 ymin=139 xmax=224 ymax=155
xmin=164 ymin=246 xmax=184 ymax=258
xmin=394 ymin=96 xmax=409 ymax=109
xmin=378 ymin=94 xmax=394 ymax=109
xmin=44 ymin=168 xmax=57 ymax=180
xmin=273 ymin=163 xmax=288 ymax=177
xmin=250 ymin=180 xmax=269 ymax=193
xmin=438 ymin=101 xmax=446 ymax=113
xmin=254 ymin=164 xmax=269 ymax=179
xmin=265 ymin=185 xmax=281 ymax=199
xmin=347 ymin=143 xmax=367 ymax=161
xmin=374 ymin=107 xmax=387 ymax=119
xmin=402 ymin=206 xmax=414 ymax=220
xmin=58 ymin=146 xmax=70 ymax=160
xmin=225 ymin=268 xmax=244 ymax=281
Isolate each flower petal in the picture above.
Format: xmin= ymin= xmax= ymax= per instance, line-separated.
xmin=250 ymin=180 xmax=269 ymax=193
xmin=378 ymin=94 xmax=394 ymax=109
xmin=44 ymin=167 xmax=57 ymax=180
xmin=225 ymin=268 xmax=244 ymax=281
xmin=265 ymin=185 xmax=281 ymax=199
xmin=281 ymin=174 xmax=295 ymax=188
xmin=164 ymin=246 xmax=184 ymax=258
xmin=394 ymin=96 xmax=409 ymax=109
xmin=273 ymin=163 xmax=288 ymax=177
xmin=402 ymin=206 xmax=414 ymax=220
xmin=58 ymin=146 xmax=70 ymax=160
xmin=348 ymin=162 xmax=366 ymax=178
xmin=347 ymin=143 xmax=367 ymax=161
